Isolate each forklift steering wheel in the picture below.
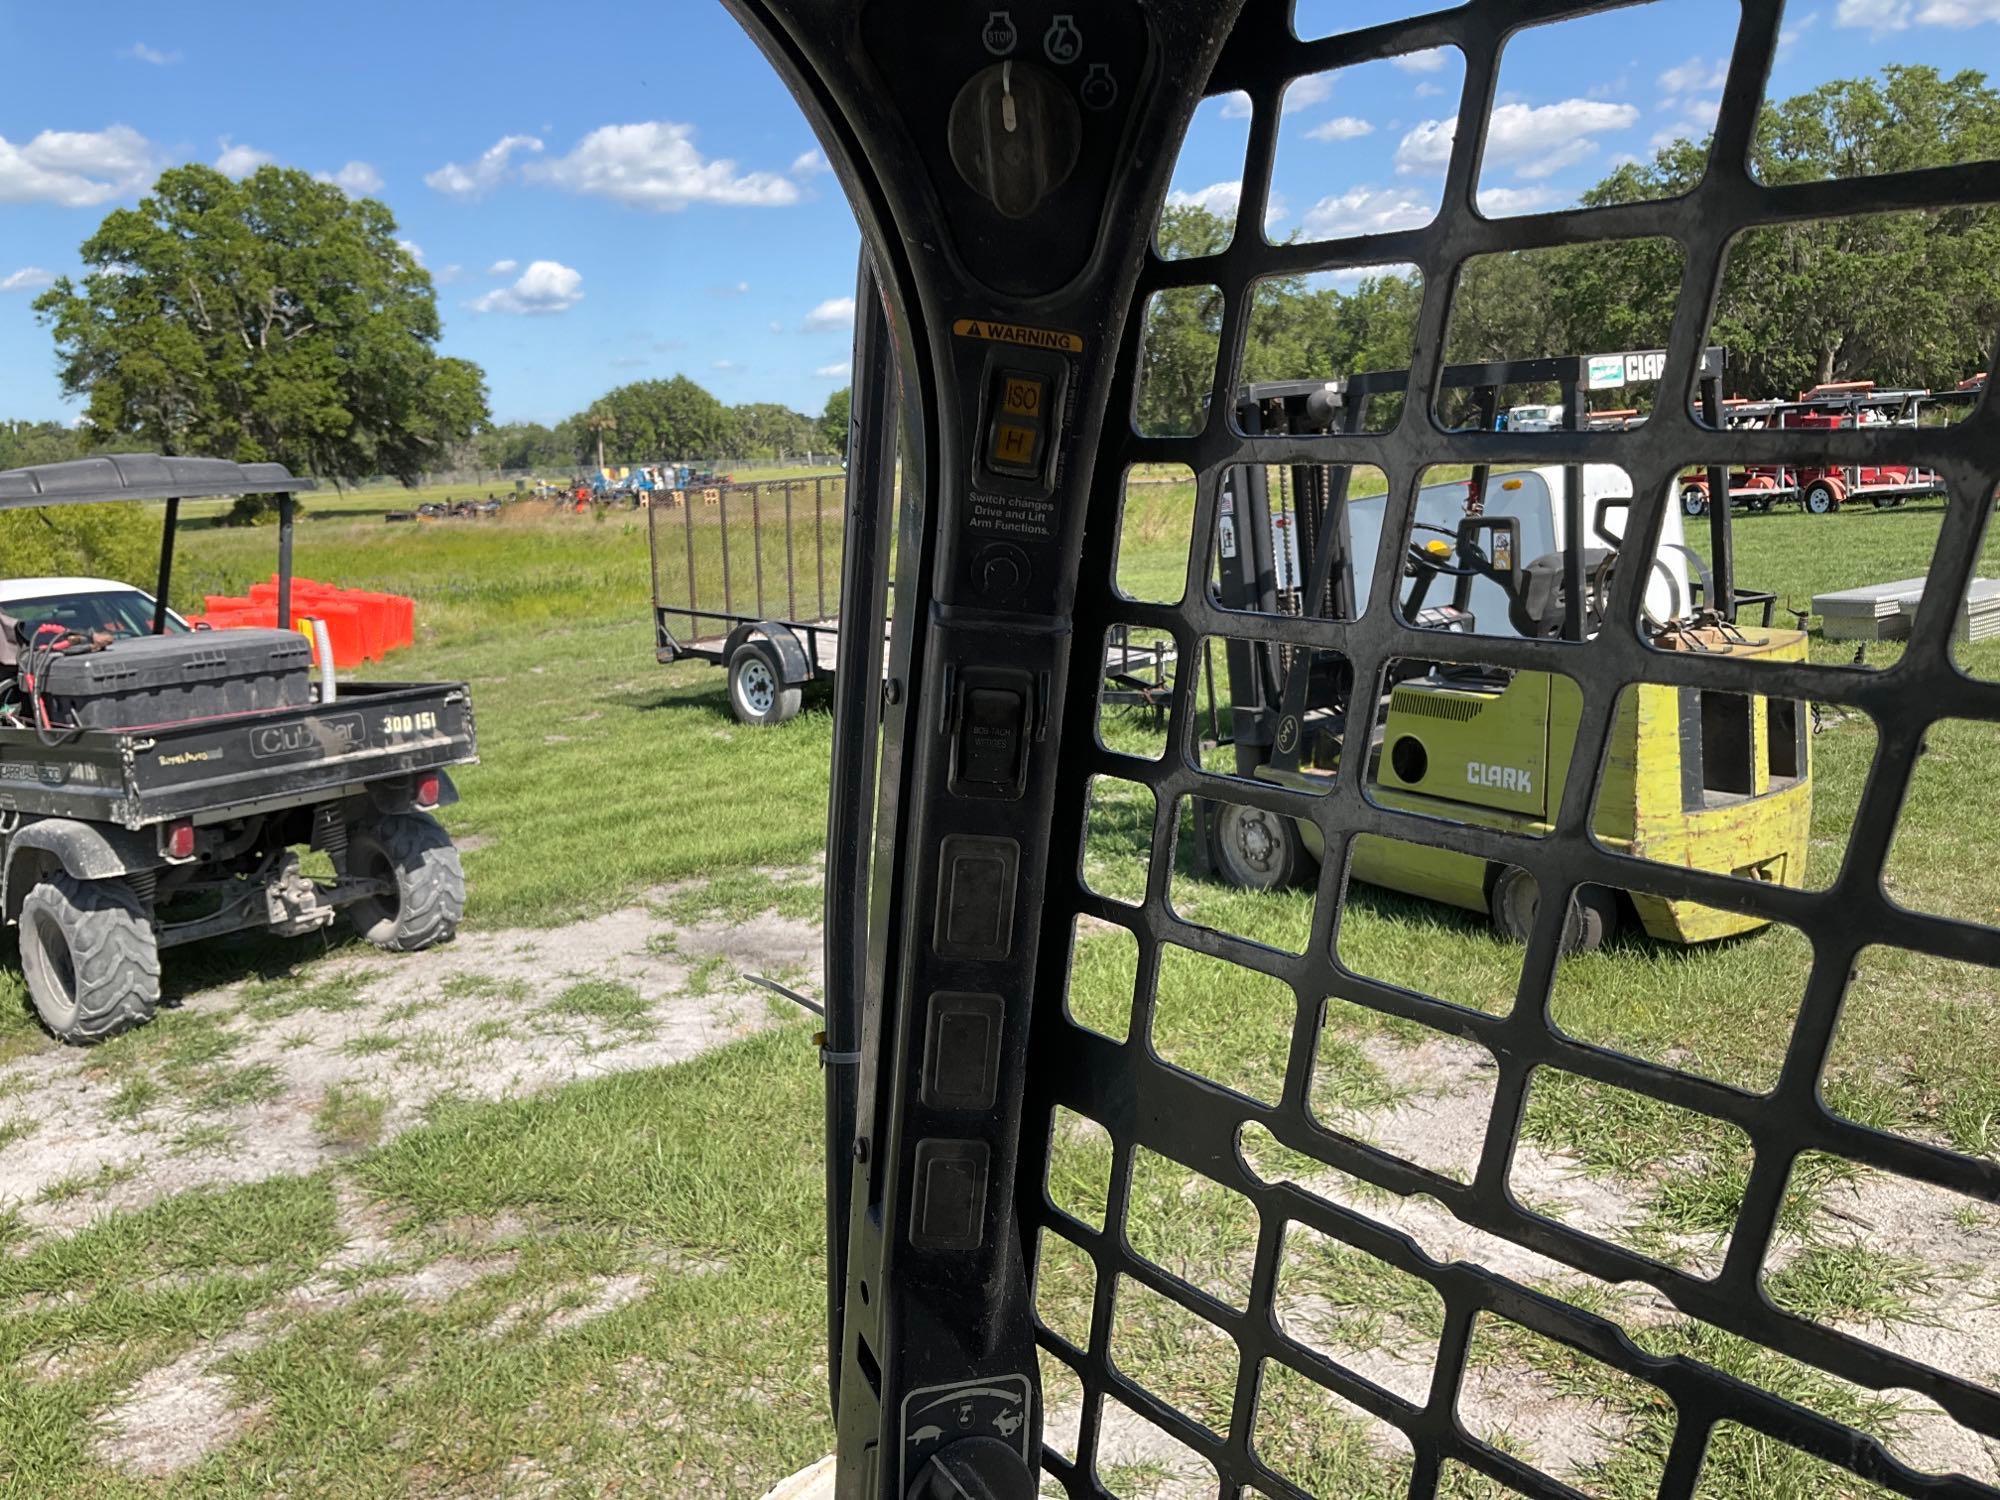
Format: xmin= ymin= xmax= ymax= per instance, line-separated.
xmin=1405 ymin=522 xmax=1492 ymax=578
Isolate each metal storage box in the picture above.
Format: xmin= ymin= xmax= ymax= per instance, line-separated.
xmin=41 ymin=629 xmax=312 ymax=729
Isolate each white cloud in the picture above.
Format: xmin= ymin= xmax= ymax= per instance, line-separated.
xmin=1283 ymin=75 xmax=1334 ymax=115
xmin=803 ymin=295 xmax=856 ymax=331
xmin=1658 ymin=57 xmax=1728 ymax=97
xmin=318 ymin=160 xmax=382 ymax=195
xmin=712 ymin=280 xmax=751 ymax=297
xmin=1837 ymin=0 xmax=1910 ymax=24
xmin=425 ymin=134 xmax=544 ymax=199
xmin=1779 ymin=11 xmax=1823 ymax=51
xmin=436 ymin=264 xmax=463 ymax=285
xmin=814 ymin=362 xmax=850 ymax=378
xmin=526 ymin=122 xmax=799 ymax=210
xmin=712 ymin=358 xmax=742 ymax=373
xmin=1300 ymin=185 xmax=1437 ymax=240
xmin=124 ymin=42 xmax=179 ymax=65
xmin=1167 ymin=180 xmax=1244 ymax=216
xmin=214 ymin=140 xmax=273 ymax=178
xmin=1392 ymin=48 xmax=1449 ymax=73
xmin=791 ymin=147 xmax=830 ymax=175
xmin=1478 ymin=185 xmax=1560 ymax=216
xmin=0 ymin=126 xmax=157 ymax=206
xmin=488 ymin=259 xmax=519 ymax=276
xmin=1414 ymin=81 xmax=1448 ymax=98
xmin=1216 ymin=91 xmax=1255 ymax=120
xmin=468 ymin=259 xmax=584 ymax=315
xmin=1914 ymin=0 xmax=2000 ymax=20
xmin=1306 ymin=115 xmax=1375 ymax=142
xmin=0 ymin=267 xmax=55 ymax=293
xmin=397 ymin=240 xmax=424 ymax=265
xmin=1396 ymin=99 xmax=1640 ymax=178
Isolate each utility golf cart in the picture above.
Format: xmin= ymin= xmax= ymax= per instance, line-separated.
xmin=1205 ymin=355 xmax=1812 ymax=950
xmin=0 ymin=455 xmax=475 ymax=1043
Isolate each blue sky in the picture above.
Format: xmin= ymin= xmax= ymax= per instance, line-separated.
xmin=0 ymin=1 xmax=858 ymax=426
xmin=3 ymin=1 xmax=1998 ymax=428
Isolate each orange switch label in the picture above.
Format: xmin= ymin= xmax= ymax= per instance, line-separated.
xmin=990 ymin=420 xmax=1041 ymax=470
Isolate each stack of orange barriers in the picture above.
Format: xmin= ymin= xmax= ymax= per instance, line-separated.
xmin=186 ymin=576 xmax=415 ymax=670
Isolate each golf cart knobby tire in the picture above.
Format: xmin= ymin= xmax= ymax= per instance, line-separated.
xmin=347 ymin=813 xmax=464 ymax=952
xmin=1488 ymin=866 xmax=1617 ymax=954
xmin=1804 ymin=482 xmax=1840 ymax=515
xmin=19 ymin=872 xmax=159 ymax=1044
xmin=1209 ymin=800 xmax=1306 ymax=891
xmin=729 ymin=639 xmax=802 ymax=726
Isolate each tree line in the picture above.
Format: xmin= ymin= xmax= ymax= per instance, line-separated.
xmin=470 ymin=380 xmax=849 ymax=474
xmin=1141 ymin=65 xmax=2000 ymax=433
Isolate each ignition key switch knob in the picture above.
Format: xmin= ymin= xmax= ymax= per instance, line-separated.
xmin=948 ymin=60 xmax=1081 ymax=219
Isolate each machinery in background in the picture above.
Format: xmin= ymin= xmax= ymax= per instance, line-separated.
xmin=1207 ymin=356 xmax=1812 ymax=950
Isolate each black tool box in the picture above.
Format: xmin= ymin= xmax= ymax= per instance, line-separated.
xmin=41 ymin=630 xmax=313 ymax=729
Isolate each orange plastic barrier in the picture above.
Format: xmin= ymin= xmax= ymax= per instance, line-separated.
xmin=195 ymin=576 xmax=414 ymax=670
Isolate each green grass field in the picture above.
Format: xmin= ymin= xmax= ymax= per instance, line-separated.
xmin=0 ymin=470 xmax=1992 ymax=1496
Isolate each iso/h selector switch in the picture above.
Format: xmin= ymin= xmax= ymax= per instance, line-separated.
xmin=948 ymin=60 xmax=1081 ymax=219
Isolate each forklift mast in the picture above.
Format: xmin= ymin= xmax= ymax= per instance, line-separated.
xmin=1214 ymin=351 xmax=1731 ymax=780
xmin=724 ymin=2 xmax=2000 ymax=1496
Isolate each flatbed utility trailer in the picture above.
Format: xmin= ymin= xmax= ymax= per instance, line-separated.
xmin=646 ymin=470 xmax=851 ymax=724
xmin=0 ymin=455 xmax=476 ymax=1043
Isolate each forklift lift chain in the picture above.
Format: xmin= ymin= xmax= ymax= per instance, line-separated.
xmin=724 ymin=2 xmax=2000 ymax=1496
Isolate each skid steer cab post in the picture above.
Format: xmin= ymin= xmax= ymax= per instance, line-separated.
xmin=1206 ymin=356 xmax=1811 ymax=950
xmin=0 ymin=455 xmax=477 ymax=1043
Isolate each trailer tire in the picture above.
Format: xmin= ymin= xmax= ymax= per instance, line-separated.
xmin=728 ymin=640 xmax=802 ymax=726
xmin=1681 ymin=486 xmax=1708 ymax=517
xmin=1804 ymin=481 xmax=1840 ymax=515
xmin=19 ymin=873 xmax=159 ymax=1044
xmin=1488 ymin=866 xmax=1617 ymax=954
xmin=346 ymin=813 xmax=463 ymax=952
xmin=1208 ymin=801 xmax=1307 ymax=891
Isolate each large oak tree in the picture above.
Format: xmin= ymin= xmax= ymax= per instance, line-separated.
xmin=35 ymin=165 xmax=489 ymax=496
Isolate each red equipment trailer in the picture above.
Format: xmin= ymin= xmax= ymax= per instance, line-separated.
xmin=1780 ymin=382 xmax=1947 ymax=513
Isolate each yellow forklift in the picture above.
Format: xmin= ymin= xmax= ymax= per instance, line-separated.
xmin=1207 ymin=355 xmax=1813 ymax=950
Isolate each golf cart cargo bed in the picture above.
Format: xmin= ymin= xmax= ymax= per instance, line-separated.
xmin=0 ymin=679 xmax=475 ymax=829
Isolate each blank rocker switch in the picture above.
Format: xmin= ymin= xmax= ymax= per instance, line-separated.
xmin=951 ymin=671 xmax=1033 ymax=797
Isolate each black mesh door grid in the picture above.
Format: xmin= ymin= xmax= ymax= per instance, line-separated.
xmin=1024 ymin=2 xmax=2000 ymax=1498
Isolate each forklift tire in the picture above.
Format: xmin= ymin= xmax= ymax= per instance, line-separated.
xmin=1208 ymin=801 xmax=1307 ymax=891
xmin=728 ymin=640 xmax=802 ymax=727
xmin=346 ymin=813 xmax=464 ymax=952
xmin=18 ymin=873 xmax=160 ymax=1044
xmin=1804 ymin=482 xmax=1840 ymax=516
xmin=1488 ymin=867 xmax=1617 ymax=955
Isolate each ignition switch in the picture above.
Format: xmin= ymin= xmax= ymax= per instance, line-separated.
xmin=947 ymin=60 xmax=1081 ymax=219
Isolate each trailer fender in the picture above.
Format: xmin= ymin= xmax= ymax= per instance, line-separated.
xmin=724 ymin=622 xmax=812 ymax=687
xmin=3 ymin=820 xmax=157 ymax=921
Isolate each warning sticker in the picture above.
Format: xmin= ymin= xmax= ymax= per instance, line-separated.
xmin=953 ymin=318 xmax=1084 ymax=355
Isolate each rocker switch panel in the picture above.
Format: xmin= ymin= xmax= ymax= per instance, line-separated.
xmin=951 ymin=669 xmax=1032 ymax=798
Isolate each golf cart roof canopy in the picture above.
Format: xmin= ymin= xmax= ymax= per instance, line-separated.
xmin=0 ymin=454 xmax=315 ymax=511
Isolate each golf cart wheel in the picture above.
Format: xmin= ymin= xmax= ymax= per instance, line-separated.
xmin=18 ymin=872 xmax=159 ymax=1044
xmin=1208 ymin=801 xmax=1306 ymax=891
xmin=1488 ymin=866 xmax=1617 ymax=955
xmin=1804 ymin=482 xmax=1840 ymax=515
xmin=346 ymin=812 xmax=464 ymax=952
xmin=1680 ymin=486 xmax=1709 ymax=517
xmin=728 ymin=640 xmax=801 ymax=727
